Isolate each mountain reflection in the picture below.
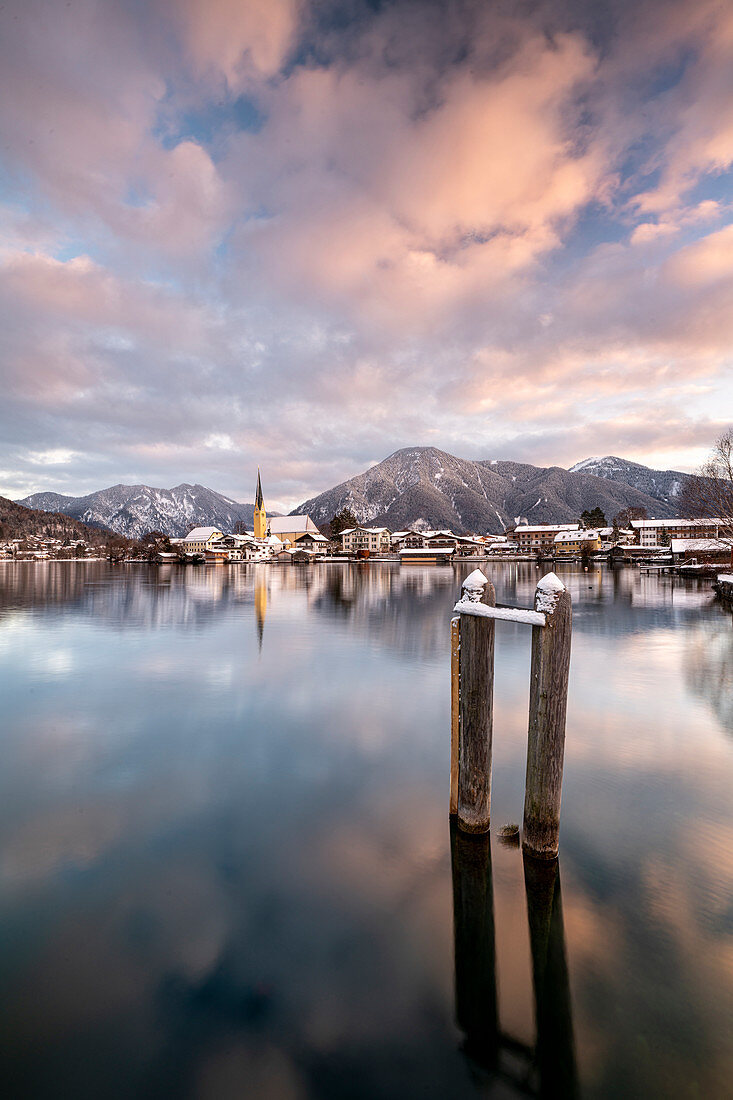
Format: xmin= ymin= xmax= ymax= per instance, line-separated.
xmin=1 ymin=561 xmax=721 ymax=653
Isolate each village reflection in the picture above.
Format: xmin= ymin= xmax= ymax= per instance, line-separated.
xmin=684 ymin=609 xmax=733 ymax=735
xmin=451 ymin=825 xmax=578 ymax=1098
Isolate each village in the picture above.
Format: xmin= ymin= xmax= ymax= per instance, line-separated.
xmin=4 ymin=470 xmax=731 ymax=575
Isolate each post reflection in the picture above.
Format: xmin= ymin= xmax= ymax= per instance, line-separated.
xmin=523 ymin=855 xmax=578 ymax=1100
xmin=451 ymin=824 xmax=578 ymax=1098
xmin=451 ymin=825 xmax=499 ymax=1075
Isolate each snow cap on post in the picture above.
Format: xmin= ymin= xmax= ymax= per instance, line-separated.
xmin=462 ymin=568 xmax=489 ymax=600
xmin=535 ymin=571 xmax=566 ymax=615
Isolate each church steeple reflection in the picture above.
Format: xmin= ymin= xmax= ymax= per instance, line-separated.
xmin=254 ymin=569 xmax=267 ymax=652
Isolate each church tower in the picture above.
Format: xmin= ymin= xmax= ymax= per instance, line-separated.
xmin=253 ymin=468 xmax=267 ymax=539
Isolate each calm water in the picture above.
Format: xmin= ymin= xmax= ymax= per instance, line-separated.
xmin=1 ymin=561 xmax=732 ymax=1099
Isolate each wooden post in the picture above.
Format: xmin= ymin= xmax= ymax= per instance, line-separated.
xmin=458 ymin=570 xmax=496 ymax=834
xmin=450 ymin=616 xmax=460 ymax=816
xmin=523 ymin=573 xmax=572 ymax=859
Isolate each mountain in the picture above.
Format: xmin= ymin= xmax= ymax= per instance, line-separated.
xmin=569 ymin=456 xmax=688 ymax=510
xmin=294 ymin=447 xmax=681 ymax=534
xmin=18 ymin=483 xmax=264 ymax=539
xmin=0 ymin=495 xmax=110 ymax=544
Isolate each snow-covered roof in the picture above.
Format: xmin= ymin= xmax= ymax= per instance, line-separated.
xmin=512 ymin=524 xmax=579 ymax=534
xmin=554 ymin=529 xmax=599 ymax=543
xmin=182 ymin=526 xmax=223 ymax=541
xmin=671 ymin=538 xmax=731 ymax=552
xmin=342 ymin=525 xmax=390 ymax=534
xmin=296 ymin=531 xmax=329 ymax=542
xmin=631 ymin=517 xmax=724 ymax=529
xmin=269 ymin=515 xmax=319 ymax=534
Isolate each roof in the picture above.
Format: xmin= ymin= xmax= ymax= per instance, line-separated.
xmin=631 ymin=517 xmax=724 ymax=529
xmin=511 ymin=524 xmax=579 ymax=534
xmin=269 ymin=515 xmax=319 ymax=534
xmin=296 ymin=532 xmax=329 ymax=542
xmin=554 ymin=529 xmax=599 ymax=543
xmin=670 ymin=538 xmax=731 ymax=551
xmin=183 ymin=526 xmax=223 ymax=541
xmin=341 ymin=525 xmax=390 ymax=534
xmin=255 ymin=468 xmax=264 ymax=509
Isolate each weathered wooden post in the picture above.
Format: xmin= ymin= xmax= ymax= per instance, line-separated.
xmin=456 ymin=569 xmax=496 ymax=834
xmin=523 ymin=573 xmax=572 ymax=859
xmin=449 ymin=615 xmax=461 ymax=816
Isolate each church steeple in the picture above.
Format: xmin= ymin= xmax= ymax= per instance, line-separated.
xmin=253 ymin=467 xmax=267 ymax=539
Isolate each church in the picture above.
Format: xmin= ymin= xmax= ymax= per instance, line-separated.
xmin=253 ymin=469 xmax=323 ymax=549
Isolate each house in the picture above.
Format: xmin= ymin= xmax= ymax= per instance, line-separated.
xmin=670 ymin=538 xmax=733 ymax=565
xmin=294 ymin=531 xmax=330 ymax=554
xmin=208 ymin=534 xmax=255 ymax=561
xmin=268 ymin=515 xmax=321 ymax=546
xmin=390 ymin=530 xmax=425 ymax=550
xmin=553 ymin=530 xmax=602 ymax=555
xmin=424 ymin=531 xmax=458 ymax=550
xmin=631 ymin=517 xmax=730 ymax=547
xmin=508 ymin=524 xmax=580 ymax=553
xmin=181 ymin=526 xmax=224 ymax=553
xmin=340 ymin=526 xmax=392 ymax=554
xmin=275 ymin=548 xmax=315 ymax=564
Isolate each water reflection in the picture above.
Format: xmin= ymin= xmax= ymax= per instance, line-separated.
xmin=2 ymin=562 xmax=733 ymax=1098
xmin=451 ymin=826 xmax=577 ymax=1098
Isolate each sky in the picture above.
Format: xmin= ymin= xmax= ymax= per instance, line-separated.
xmin=1 ymin=0 xmax=732 ymax=512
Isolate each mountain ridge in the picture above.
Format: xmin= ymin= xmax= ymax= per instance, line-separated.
xmin=568 ymin=455 xmax=687 ymax=509
xmin=17 ymin=448 xmax=692 ymax=538
xmin=0 ymin=494 xmax=111 ymax=544
xmin=293 ymin=447 xmax=687 ymax=534
xmin=19 ymin=483 xmax=264 ymax=539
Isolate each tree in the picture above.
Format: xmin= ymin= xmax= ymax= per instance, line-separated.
xmin=107 ymin=534 xmax=131 ymax=562
xmin=580 ymin=507 xmax=606 ymax=529
xmin=658 ymin=527 xmax=671 ymax=547
xmin=612 ymin=506 xmax=647 ymax=531
xmin=678 ymin=428 xmax=733 ymax=545
xmin=330 ymin=508 xmax=358 ymax=538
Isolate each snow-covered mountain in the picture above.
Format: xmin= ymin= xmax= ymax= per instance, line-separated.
xmin=569 ymin=456 xmax=687 ymax=510
xmin=294 ymin=447 xmax=681 ymax=534
xmin=18 ymin=484 xmax=260 ymax=539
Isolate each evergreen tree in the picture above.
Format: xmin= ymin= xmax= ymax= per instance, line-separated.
xmin=330 ymin=508 xmax=358 ymax=537
xmin=581 ymin=506 xmax=606 ymax=528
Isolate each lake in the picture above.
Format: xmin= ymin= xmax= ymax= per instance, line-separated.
xmin=1 ymin=561 xmax=732 ymax=1099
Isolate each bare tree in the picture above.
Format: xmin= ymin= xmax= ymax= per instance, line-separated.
xmin=678 ymin=428 xmax=733 ymax=545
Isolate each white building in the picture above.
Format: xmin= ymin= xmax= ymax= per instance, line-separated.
xmin=181 ymin=527 xmax=224 ymax=553
xmin=340 ymin=526 xmax=392 ymax=553
xmin=509 ymin=524 xmax=579 ymax=553
xmin=631 ymin=518 xmax=729 ymax=547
